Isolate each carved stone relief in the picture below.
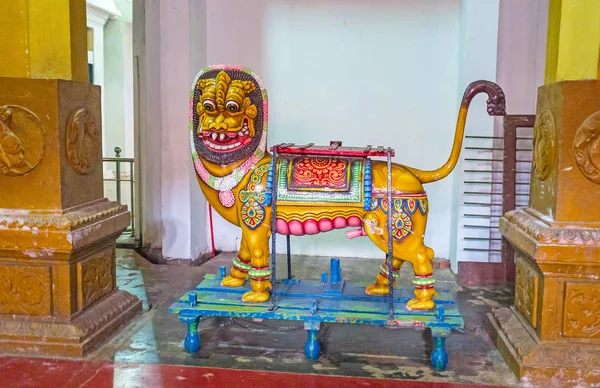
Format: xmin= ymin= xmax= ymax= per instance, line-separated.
xmin=0 ymin=200 xmax=127 ymax=230
xmin=533 ymin=109 xmax=556 ymax=181
xmin=78 ymin=249 xmax=114 ymax=309
xmin=0 ymin=290 xmax=139 ymax=340
xmin=514 ymin=256 xmax=538 ymax=327
xmin=563 ymin=282 xmax=600 ymax=338
xmin=504 ymin=209 xmax=600 ymax=245
xmin=66 ymin=108 xmax=100 ymax=175
xmin=573 ymin=111 xmax=600 ymax=185
xmin=0 ymin=105 xmax=45 ymax=177
xmin=0 ymin=265 xmax=51 ymax=316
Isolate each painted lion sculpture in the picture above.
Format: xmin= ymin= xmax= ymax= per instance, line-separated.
xmin=190 ymin=64 xmax=505 ymax=310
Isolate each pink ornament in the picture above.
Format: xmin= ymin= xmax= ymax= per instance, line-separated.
xmin=333 ymin=217 xmax=347 ymax=229
xmin=263 ymin=101 xmax=269 ymax=123
xmin=195 ymin=160 xmax=209 ymax=181
xmin=213 ymin=64 xmax=243 ymax=71
xmin=219 ymin=190 xmax=235 ymax=208
xmin=276 ymin=219 xmax=290 ymax=235
xmin=348 ymin=216 xmax=362 ymax=227
xmin=318 ymin=218 xmax=334 ymax=232
xmin=303 ymin=219 xmax=319 ymax=235
xmin=241 ymin=154 xmax=258 ymax=170
xmin=288 ymin=220 xmax=304 ymax=236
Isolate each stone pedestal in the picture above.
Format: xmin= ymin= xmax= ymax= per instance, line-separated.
xmin=487 ymin=80 xmax=600 ymax=386
xmin=0 ymin=77 xmax=142 ymax=357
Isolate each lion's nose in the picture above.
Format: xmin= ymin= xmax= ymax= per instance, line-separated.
xmin=214 ymin=115 xmax=227 ymax=129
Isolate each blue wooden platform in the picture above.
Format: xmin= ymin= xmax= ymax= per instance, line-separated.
xmin=169 ymin=261 xmax=464 ymax=370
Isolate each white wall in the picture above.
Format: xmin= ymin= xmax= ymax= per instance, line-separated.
xmin=205 ymin=0 xmax=500 ymax=263
xmin=133 ymin=0 xmax=547 ymax=266
xmin=135 ymin=0 xmax=210 ymax=261
xmin=496 ymin=0 xmax=548 ymax=116
xmin=134 ymin=0 xmax=161 ymax=250
xmin=104 ymin=20 xmax=134 ymax=158
xmin=453 ymin=0 xmax=548 ymax=271
xmin=451 ymin=0 xmax=500 ymax=271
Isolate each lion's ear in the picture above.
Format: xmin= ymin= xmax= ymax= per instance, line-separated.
xmin=196 ymin=79 xmax=213 ymax=91
xmin=245 ymin=102 xmax=257 ymax=119
xmin=240 ymin=81 xmax=256 ymax=94
xmin=196 ymin=102 xmax=205 ymax=115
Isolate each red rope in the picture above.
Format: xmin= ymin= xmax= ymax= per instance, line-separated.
xmin=208 ymin=203 xmax=216 ymax=258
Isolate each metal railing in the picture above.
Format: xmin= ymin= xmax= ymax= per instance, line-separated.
xmin=103 ymin=147 xmax=135 ymax=237
xmin=457 ymin=115 xmax=535 ymax=285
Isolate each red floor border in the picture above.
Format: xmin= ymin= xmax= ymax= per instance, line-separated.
xmin=0 ymin=357 xmax=509 ymax=388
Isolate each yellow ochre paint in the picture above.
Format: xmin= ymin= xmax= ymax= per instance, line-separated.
xmin=545 ymin=0 xmax=600 ymax=84
xmin=0 ymin=0 xmax=88 ymax=81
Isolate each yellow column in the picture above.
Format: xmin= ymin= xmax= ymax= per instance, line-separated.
xmin=0 ymin=0 xmax=141 ymax=357
xmin=0 ymin=0 xmax=87 ymax=81
xmin=545 ymin=0 xmax=600 ymax=84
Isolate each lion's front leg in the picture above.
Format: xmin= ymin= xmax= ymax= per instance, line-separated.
xmin=221 ymin=235 xmax=250 ymax=287
xmin=241 ymin=223 xmax=272 ymax=303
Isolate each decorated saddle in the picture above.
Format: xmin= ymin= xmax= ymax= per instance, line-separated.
xmin=261 ymin=142 xmax=390 ymax=210
xmin=264 ymin=142 xmax=396 ymax=210
xmin=274 ymin=155 xmax=367 ymax=207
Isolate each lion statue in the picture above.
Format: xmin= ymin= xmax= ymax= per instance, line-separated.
xmin=189 ymin=64 xmax=505 ymax=310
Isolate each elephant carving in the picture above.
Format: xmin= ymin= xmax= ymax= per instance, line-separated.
xmin=190 ymin=64 xmax=505 ymax=310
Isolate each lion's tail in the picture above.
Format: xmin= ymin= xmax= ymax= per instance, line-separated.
xmin=404 ymin=80 xmax=506 ymax=184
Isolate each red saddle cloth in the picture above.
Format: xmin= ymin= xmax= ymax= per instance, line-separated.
xmin=289 ymin=157 xmax=351 ymax=191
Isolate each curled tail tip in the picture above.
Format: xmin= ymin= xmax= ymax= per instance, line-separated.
xmin=464 ymin=80 xmax=506 ymax=117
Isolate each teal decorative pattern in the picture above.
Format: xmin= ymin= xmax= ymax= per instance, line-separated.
xmin=371 ymin=196 xmax=428 ymax=217
xmin=369 ymin=198 xmax=419 ymax=241
xmin=239 ymin=163 xmax=270 ymax=229
xmin=240 ymin=198 xmax=265 ymax=230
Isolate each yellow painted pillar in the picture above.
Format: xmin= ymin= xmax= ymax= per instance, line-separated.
xmin=544 ymin=0 xmax=600 ymax=84
xmin=0 ymin=0 xmax=88 ymax=81
xmin=0 ymin=0 xmax=141 ymax=357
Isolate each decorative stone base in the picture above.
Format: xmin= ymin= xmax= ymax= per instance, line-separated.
xmin=0 ymin=290 xmax=141 ymax=357
xmin=487 ymin=307 xmax=600 ymax=387
xmin=491 ymin=207 xmax=600 ymax=386
xmin=0 ymin=199 xmax=142 ymax=357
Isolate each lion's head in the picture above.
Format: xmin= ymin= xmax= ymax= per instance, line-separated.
xmin=191 ymin=66 xmax=267 ymax=166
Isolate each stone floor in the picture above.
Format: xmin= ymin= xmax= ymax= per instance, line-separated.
xmin=93 ymin=249 xmax=516 ymax=386
xmin=0 ymin=249 xmax=520 ymax=387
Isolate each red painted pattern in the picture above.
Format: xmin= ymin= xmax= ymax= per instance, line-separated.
xmin=290 ymin=157 xmax=349 ymax=190
xmin=0 ymin=357 xmax=509 ymax=388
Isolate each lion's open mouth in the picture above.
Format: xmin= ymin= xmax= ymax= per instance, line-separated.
xmin=201 ymin=119 xmax=252 ymax=152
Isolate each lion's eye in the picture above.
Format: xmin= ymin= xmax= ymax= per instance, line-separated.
xmin=203 ymin=100 xmax=216 ymax=111
xmin=226 ymin=100 xmax=240 ymax=113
